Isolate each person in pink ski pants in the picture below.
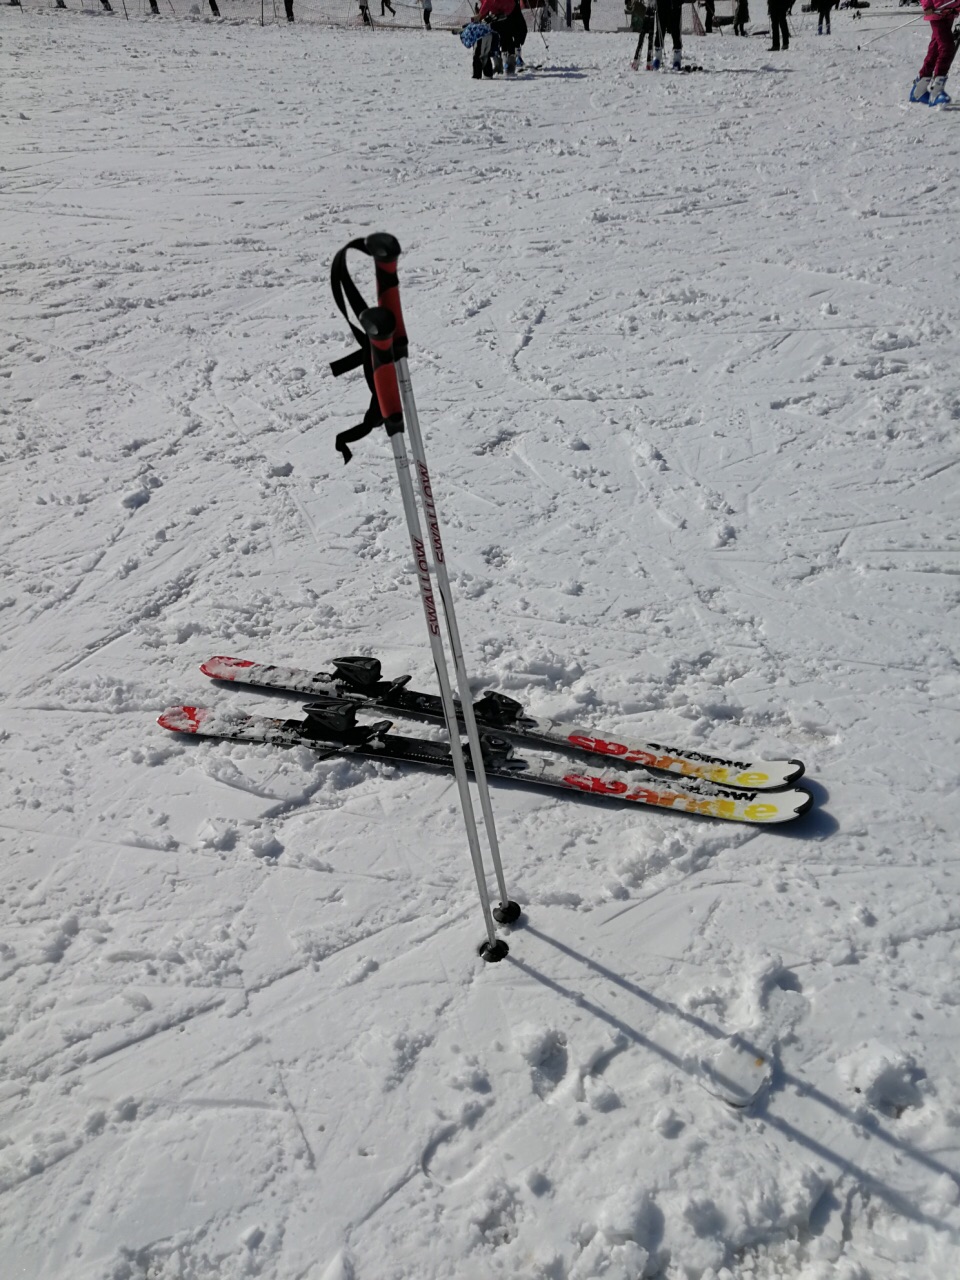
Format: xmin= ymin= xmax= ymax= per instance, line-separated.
xmin=477 ymin=0 xmax=527 ymax=71
xmin=910 ymin=0 xmax=960 ymax=104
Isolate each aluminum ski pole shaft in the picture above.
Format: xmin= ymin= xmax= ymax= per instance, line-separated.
xmin=398 ymin=384 xmax=518 ymax=923
xmin=365 ymin=234 xmax=518 ymax=925
xmin=858 ymin=3 xmax=956 ymax=47
xmin=360 ymin=307 xmax=508 ymax=961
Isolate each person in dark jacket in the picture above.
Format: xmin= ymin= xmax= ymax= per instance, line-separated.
xmin=814 ymin=0 xmax=833 ymax=30
xmin=580 ymin=0 xmax=592 ymax=28
xmin=768 ymin=0 xmax=789 ymax=48
xmin=655 ymin=0 xmax=683 ymax=68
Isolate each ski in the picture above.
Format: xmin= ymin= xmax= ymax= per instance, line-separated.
xmin=200 ymin=655 xmax=805 ymax=792
xmin=158 ymin=702 xmax=813 ymax=825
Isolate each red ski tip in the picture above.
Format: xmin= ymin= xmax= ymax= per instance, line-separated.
xmin=158 ymin=705 xmax=206 ymax=734
xmin=200 ymin=656 xmax=256 ymax=680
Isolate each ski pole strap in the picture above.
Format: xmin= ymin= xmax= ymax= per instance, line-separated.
xmin=359 ymin=308 xmax=405 ymax=436
xmin=330 ymin=237 xmax=402 ymax=463
xmin=329 ymin=234 xmax=411 ymax=462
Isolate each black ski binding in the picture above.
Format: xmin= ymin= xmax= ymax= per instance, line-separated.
xmin=333 ymin=655 xmax=412 ymax=697
xmin=474 ymin=690 xmax=526 ymax=729
xmin=332 ymin=656 xmax=383 ymax=688
xmin=301 ymin=697 xmax=391 ymax=745
xmin=478 ymin=733 xmax=523 ymax=771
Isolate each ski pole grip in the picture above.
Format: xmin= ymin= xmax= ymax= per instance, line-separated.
xmin=359 ymin=307 xmax=404 ymax=433
xmin=365 ymin=233 xmax=408 ymax=361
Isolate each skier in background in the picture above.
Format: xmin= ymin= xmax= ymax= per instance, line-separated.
xmin=655 ymin=0 xmax=683 ymax=68
xmin=423 ymin=0 xmax=433 ymax=26
xmin=631 ymin=0 xmax=658 ymax=67
xmin=462 ymin=18 xmax=504 ymax=75
xmin=581 ymin=0 xmax=592 ymax=28
xmin=477 ymin=0 xmax=529 ymax=72
xmin=733 ymin=0 xmax=749 ymax=32
xmin=910 ymin=0 xmax=960 ymax=103
xmin=768 ymin=0 xmax=790 ymax=49
xmin=813 ymin=0 xmax=833 ymax=30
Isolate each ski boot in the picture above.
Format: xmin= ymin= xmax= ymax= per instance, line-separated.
xmin=672 ymin=46 xmax=682 ymax=71
xmin=909 ymin=76 xmax=931 ymax=104
xmin=929 ymin=75 xmax=951 ymax=105
xmin=505 ymin=52 xmax=516 ymax=75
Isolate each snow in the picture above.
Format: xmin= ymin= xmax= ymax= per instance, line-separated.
xmin=3 ymin=6 xmax=960 ymax=1278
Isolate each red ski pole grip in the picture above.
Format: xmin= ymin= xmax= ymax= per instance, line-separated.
xmin=359 ymin=307 xmax=404 ymax=430
xmin=365 ymin=233 xmax=408 ymax=360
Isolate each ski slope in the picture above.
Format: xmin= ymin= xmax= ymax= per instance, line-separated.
xmin=3 ymin=8 xmax=960 ymax=1278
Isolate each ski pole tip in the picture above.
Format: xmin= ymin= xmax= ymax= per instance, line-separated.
xmin=479 ymin=937 xmax=510 ymax=963
xmin=493 ymin=901 xmax=522 ymax=925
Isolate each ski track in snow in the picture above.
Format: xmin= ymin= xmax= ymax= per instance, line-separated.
xmin=2 ymin=8 xmax=960 ymax=1279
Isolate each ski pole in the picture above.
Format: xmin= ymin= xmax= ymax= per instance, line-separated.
xmin=858 ymin=2 xmax=953 ymax=47
xmin=364 ymin=233 xmax=520 ymax=928
xmin=859 ymin=16 xmax=918 ymax=46
xmin=537 ymin=2 xmax=550 ymax=51
xmin=358 ymin=306 xmax=510 ymax=963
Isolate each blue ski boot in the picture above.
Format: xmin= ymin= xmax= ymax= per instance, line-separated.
xmin=909 ymin=76 xmax=931 ymax=104
xmin=929 ymin=76 xmax=951 ymax=106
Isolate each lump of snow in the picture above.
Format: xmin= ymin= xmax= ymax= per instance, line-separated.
xmin=598 ymin=1185 xmax=664 ymax=1255
xmin=837 ymin=1042 xmax=925 ymax=1118
xmin=120 ymin=485 xmax=151 ymax=510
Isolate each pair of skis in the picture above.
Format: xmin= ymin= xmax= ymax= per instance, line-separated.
xmin=160 ymin=233 xmax=813 ymax=962
xmin=158 ymin=653 xmax=812 ymax=825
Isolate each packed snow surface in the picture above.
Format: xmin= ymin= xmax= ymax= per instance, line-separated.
xmin=3 ymin=7 xmax=960 ymax=1279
